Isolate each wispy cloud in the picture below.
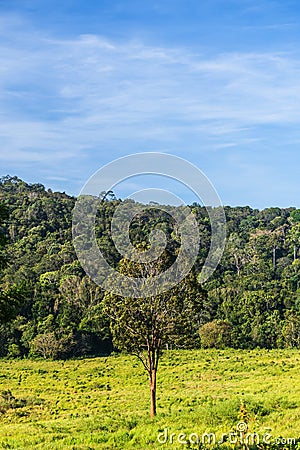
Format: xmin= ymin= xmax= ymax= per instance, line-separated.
xmin=1 ymin=24 xmax=300 ymax=125
xmin=0 ymin=13 xmax=300 ymax=205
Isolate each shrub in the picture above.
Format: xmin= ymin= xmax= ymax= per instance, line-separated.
xmin=199 ymin=320 xmax=232 ymax=349
xmin=7 ymin=343 xmax=21 ymax=358
xmin=30 ymin=331 xmax=76 ymax=359
xmin=30 ymin=332 xmax=60 ymax=359
xmin=0 ymin=390 xmax=26 ymax=413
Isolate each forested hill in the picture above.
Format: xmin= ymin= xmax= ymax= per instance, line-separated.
xmin=0 ymin=175 xmax=300 ymax=358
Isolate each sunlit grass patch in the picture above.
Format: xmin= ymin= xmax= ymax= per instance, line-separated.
xmin=0 ymin=349 xmax=300 ymax=448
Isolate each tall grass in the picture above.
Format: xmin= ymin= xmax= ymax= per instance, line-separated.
xmin=0 ymin=349 xmax=300 ymax=449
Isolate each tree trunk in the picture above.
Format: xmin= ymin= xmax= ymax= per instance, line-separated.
xmin=149 ymin=369 xmax=157 ymax=418
xmin=234 ymin=253 xmax=240 ymax=276
xmin=272 ymin=247 xmax=276 ymax=269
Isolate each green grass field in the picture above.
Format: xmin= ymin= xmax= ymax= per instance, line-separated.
xmin=0 ymin=349 xmax=300 ymax=449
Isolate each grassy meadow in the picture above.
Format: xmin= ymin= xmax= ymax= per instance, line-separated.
xmin=0 ymin=349 xmax=300 ymax=449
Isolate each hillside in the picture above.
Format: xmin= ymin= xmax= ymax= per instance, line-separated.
xmin=0 ymin=175 xmax=300 ymax=357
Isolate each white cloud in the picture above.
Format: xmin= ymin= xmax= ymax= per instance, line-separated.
xmin=1 ymin=15 xmax=300 ymax=168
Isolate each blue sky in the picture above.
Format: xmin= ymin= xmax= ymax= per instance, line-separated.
xmin=0 ymin=0 xmax=300 ymax=208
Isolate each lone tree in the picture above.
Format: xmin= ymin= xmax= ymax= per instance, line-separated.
xmin=104 ymin=252 xmax=206 ymax=417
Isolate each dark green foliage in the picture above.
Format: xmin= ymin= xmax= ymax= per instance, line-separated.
xmin=290 ymin=209 xmax=300 ymax=223
xmin=0 ymin=176 xmax=111 ymax=357
xmin=0 ymin=203 xmax=8 ymax=269
xmin=0 ymin=175 xmax=300 ymax=357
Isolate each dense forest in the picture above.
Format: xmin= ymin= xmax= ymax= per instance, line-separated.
xmin=0 ymin=175 xmax=300 ymax=358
